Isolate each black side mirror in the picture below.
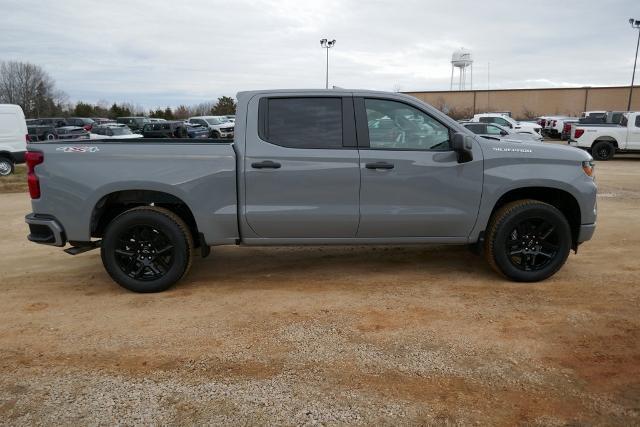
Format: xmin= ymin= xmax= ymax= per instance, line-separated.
xmin=452 ymin=133 xmax=473 ymax=163
xmin=500 ymin=130 xmax=508 ymax=136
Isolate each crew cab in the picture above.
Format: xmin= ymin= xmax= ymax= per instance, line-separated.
xmin=471 ymin=113 xmax=543 ymax=141
xmin=569 ymin=111 xmax=640 ymax=160
xmin=25 ymin=89 xmax=597 ymax=293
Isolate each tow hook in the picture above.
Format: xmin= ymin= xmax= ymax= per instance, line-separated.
xmin=64 ymin=240 xmax=101 ymax=255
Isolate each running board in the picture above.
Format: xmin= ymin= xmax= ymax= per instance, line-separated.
xmin=64 ymin=240 xmax=101 ymax=255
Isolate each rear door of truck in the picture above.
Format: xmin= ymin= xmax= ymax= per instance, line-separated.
xmin=243 ymin=95 xmax=360 ymax=238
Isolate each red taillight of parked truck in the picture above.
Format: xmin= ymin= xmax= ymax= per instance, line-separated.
xmin=26 ymin=151 xmax=44 ymax=199
xmin=562 ymin=123 xmax=571 ymax=133
xmin=574 ymin=129 xmax=585 ymax=139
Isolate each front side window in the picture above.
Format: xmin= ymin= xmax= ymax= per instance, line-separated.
xmin=364 ymin=99 xmax=450 ymax=150
xmin=263 ymin=97 xmax=343 ymax=149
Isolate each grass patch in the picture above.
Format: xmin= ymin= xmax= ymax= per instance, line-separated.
xmin=0 ymin=164 xmax=28 ymax=194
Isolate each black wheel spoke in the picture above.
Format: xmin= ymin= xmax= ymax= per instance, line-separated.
xmin=505 ymin=217 xmax=560 ymax=272
xmin=114 ymin=224 xmax=175 ymax=282
xmin=155 ymin=245 xmax=174 ymax=255
xmin=115 ymin=249 xmax=135 ymax=258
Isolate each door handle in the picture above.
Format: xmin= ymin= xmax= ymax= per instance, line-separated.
xmin=251 ymin=160 xmax=281 ymax=169
xmin=365 ymin=161 xmax=394 ymax=170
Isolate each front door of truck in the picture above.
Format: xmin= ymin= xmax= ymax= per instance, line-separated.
xmin=244 ymin=96 xmax=360 ymax=238
xmin=355 ymin=97 xmax=483 ymax=238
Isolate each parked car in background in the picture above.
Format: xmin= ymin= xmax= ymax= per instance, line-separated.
xmin=187 ymin=116 xmax=234 ymax=138
xmin=569 ymin=112 xmax=640 ymax=160
xmin=148 ymin=118 xmax=167 ymax=123
xmin=27 ymin=124 xmax=58 ymax=141
xmin=0 ymin=104 xmax=27 ymax=176
xmin=547 ymin=117 xmax=578 ymax=138
xmin=116 ymin=117 xmax=149 ymax=133
xmin=471 ymin=113 xmax=543 ymax=140
xmin=185 ymin=123 xmax=210 ymax=139
xmin=90 ymin=124 xmax=142 ymax=139
xmin=460 ymin=121 xmax=541 ymax=143
xmin=24 ymin=89 xmax=597 ymax=293
xmin=561 ymin=119 xmax=579 ymax=140
xmin=578 ymin=111 xmax=625 ymax=125
xmin=142 ymin=121 xmax=188 ymax=138
xmin=225 ymin=115 xmax=236 ymax=123
xmin=30 ymin=117 xmax=68 ymax=127
xmin=92 ymin=118 xmax=116 ymax=126
xmin=66 ymin=117 xmax=95 ymax=131
xmin=54 ymin=126 xmax=90 ymax=141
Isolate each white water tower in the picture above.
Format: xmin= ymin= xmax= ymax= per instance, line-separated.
xmin=450 ymin=48 xmax=473 ymax=91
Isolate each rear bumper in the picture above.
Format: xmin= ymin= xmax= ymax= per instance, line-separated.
xmin=577 ymin=223 xmax=596 ymax=243
xmin=12 ymin=150 xmax=26 ymax=164
xmin=25 ymin=213 xmax=66 ymax=246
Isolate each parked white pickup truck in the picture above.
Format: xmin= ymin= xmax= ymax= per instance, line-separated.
xmin=569 ymin=112 xmax=640 ymax=160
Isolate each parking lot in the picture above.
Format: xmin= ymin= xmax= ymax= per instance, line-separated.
xmin=0 ymin=155 xmax=639 ymax=425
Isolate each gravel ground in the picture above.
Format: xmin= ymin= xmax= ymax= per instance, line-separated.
xmin=0 ymin=155 xmax=639 ymax=425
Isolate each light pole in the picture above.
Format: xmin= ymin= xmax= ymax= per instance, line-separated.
xmin=320 ymin=38 xmax=336 ymax=89
xmin=628 ymin=19 xmax=640 ymax=111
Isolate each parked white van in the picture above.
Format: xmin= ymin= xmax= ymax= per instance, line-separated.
xmin=0 ymin=104 xmax=28 ymax=176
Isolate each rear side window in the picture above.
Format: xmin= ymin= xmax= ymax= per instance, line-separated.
xmin=261 ymin=97 xmax=343 ymax=149
xmin=635 ymin=116 xmax=640 ymax=127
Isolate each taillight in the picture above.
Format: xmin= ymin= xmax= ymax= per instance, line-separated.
xmin=540 ymin=119 xmax=546 ymax=127
xmin=26 ymin=151 xmax=44 ymax=199
xmin=563 ymin=123 xmax=571 ymax=132
xmin=83 ymin=124 xmax=92 ymax=131
xmin=552 ymin=120 xmax=557 ymax=126
xmin=574 ymin=129 xmax=585 ymax=138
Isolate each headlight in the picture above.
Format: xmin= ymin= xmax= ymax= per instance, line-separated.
xmin=582 ymin=160 xmax=595 ymax=178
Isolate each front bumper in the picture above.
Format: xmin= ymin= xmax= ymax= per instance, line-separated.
xmin=25 ymin=213 xmax=66 ymax=246
xmin=577 ymin=223 xmax=596 ymax=243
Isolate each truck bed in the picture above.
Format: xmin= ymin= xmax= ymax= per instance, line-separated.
xmin=27 ymin=138 xmax=239 ymax=245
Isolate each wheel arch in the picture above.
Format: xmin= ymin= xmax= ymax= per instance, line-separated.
xmin=488 ymin=186 xmax=581 ymax=249
xmin=90 ymin=189 xmax=200 ymax=247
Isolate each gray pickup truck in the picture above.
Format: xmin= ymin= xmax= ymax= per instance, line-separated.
xmin=24 ymin=89 xmax=597 ymax=292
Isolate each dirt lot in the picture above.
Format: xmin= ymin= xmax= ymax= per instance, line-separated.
xmin=0 ymin=157 xmax=639 ymax=425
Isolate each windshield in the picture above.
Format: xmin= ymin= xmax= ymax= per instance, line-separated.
xmin=205 ymin=117 xmax=225 ymax=125
xmin=111 ymin=127 xmax=132 ymax=135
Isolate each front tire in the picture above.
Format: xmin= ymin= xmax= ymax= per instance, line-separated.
xmin=101 ymin=206 xmax=193 ymax=292
xmin=484 ymin=200 xmax=571 ymax=282
xmin=592 ymin=140 xmax=615 ymax=160
xmin=0 ymin=157 xmax=14 ymax=176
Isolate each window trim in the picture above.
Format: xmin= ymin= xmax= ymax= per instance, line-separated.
xmin=257 ymin=96 xmax=356 ymax=149
xmin=354 ymin=96 xmax=454 ymax=152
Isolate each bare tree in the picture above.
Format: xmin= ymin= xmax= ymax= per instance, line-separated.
xmin=0 ymin=61 xmax=67 ymax=117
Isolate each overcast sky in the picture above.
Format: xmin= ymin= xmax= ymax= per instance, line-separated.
xmin=1 ymin=0 xmax=638 ymax=108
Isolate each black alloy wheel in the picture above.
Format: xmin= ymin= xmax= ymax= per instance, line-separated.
xmin=505 ymin=218 xmax=559 ymax=272
xmin=114 ymin=224 xmax=175 ymax=281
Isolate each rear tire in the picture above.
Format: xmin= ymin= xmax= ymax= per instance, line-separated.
xmin=0 ymin=157 xmax=14 ymax=176
xmin=101 ymin=206 xmax=193 ymax=292
xmin=485 ymin=200 xmax=571 ymax=282
xmin=592 ymin=140 xmax=615 ymax=160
